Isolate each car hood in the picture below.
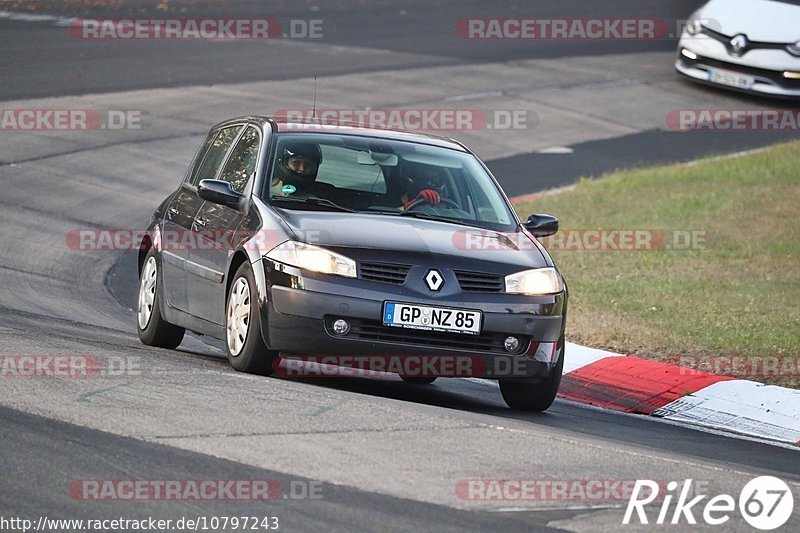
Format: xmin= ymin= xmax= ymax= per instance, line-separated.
xmin=278 ymin=210 xmax=550 ymax=270
xmin=698 ymin=0 xmax=800 ymax=42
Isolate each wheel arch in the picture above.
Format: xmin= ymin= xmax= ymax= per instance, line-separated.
xmin=138 ymin=235 xmax=153 ymax=277
xmin=224 ymin=246 xmax=274 ymax=354
xmin=225 ymin=245 xmax=268 ymax=301
xmin=225 ymin=250 xmax=250 ymax=304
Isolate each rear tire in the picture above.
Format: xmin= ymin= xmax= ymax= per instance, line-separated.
xmin=225 ymin=262 xmax=278 ymax=375
xmin=137 ymin=251 xmax=185 ymax=349
xmin=499 ymin=341 xmax=564 ymax=412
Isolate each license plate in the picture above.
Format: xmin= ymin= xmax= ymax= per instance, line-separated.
xmin=708 ymin=68 xmax=754 ymax=89
xmin=383 ymin=302 xmax=482 ymax=335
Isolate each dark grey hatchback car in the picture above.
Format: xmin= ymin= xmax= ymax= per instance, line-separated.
xmin=137 ymin=117 xmax=567 ymax=411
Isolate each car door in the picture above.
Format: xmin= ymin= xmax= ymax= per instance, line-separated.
xmin=160 ymin=124 xmax=243 ymax=313
xmin=188 ymin=124 xmax=262 ymax=324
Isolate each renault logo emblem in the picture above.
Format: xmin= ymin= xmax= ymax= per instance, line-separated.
xmin=424 ymin=269 xmax=444 ymax=291
xmin=729 ymin=34 xmax=748 ymax=56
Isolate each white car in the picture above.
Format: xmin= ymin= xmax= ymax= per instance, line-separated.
xmin=675 ymin=0 xmax=800 ymax=98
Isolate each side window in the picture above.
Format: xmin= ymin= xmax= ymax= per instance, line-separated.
xmin=185 ymin=132 xmax=216 ymax=184
xmin=316 ymin=145 xmax=387 ymax=193
xmin=219 ymin=126 xmax=261 ymax=194
xmin=191 ymin=125 xmax=242 ymax=185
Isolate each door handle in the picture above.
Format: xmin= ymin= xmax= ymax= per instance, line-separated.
xmin=194 ymin=217 xmax=206 ymax=227
xmin=168 ymin=207 xmax=179 ymax=218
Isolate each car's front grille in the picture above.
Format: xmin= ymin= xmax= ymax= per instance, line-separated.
xmin=455 ymin=270 xmax=504 ymax=293
xmin=701 ymin=27 xmax=787 ymax=52
xmin=359 ymin=262 xmax=410 ymax=285
xmin=680 ymin=54 xmax=800 ymax=90
xmin=337 ymin=318 xmax=527 ymax=355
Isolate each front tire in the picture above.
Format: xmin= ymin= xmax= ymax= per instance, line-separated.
xmin=225 ymin=262 xmax=278 ymax=375
xmin=499 ymin=342 xmax=564 ymax=412
xmin=137 ymin=251 xmax=185 ymax=349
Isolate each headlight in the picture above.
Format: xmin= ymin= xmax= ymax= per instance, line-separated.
xmin=505 ymin=267 xmax=564 ymax=295
xmin=788 ymin=41 xmax=800 ymax=57
xmin=686 ymin=18 xmax=703 ymax=36
xmin=266 ymin=241 xmax=356 ymax=278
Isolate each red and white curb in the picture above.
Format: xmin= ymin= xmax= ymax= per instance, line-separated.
xmin=560 ymin=343 xmax=800 ymax=446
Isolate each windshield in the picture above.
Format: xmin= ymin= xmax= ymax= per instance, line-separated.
xmin=264 ymin=133 xmax=517 ymax=230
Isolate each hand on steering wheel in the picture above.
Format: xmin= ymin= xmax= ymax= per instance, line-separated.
xmin=403 ymin=189 xmax=440 ymax=210
xmin=404 ymin=195 xmax=461 ymax=211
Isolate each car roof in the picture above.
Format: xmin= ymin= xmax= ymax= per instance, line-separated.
xmin=210 ymin=115 xmax=470 ymax=152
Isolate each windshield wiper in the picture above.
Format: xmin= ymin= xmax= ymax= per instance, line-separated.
xmin=270 ymin=195 xmax=356 ymax=212
xmin=393 ymin=210 xmax=463 ymax=226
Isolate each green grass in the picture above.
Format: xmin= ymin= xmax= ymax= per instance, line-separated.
xmin=514 ymin=142 xmax=800 ymax=387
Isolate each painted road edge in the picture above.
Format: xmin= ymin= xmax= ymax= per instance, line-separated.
xmin=562 ymin=342 xmax=800 ymax=446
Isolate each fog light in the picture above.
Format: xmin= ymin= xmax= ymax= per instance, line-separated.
xmin=783 ymin=71 xmax=800 ymax=79
xmin=332 ymin=319 xmax=350 ymax=336
xmin=504 ymin=336 xmax=521 ymax=353
xmin=681 ymin=48 xmax=698 ymax=60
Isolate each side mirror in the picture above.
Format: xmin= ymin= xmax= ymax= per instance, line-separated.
xmin=198 ymin=179 xmax=244 ymax=209
xmin=523 ymin=214 xmax=559 ymax=237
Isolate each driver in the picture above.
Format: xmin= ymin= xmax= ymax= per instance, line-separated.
xmin=399 ymin=164 xmax=445 ymax=210
xmin=270 ymin=141 xmax=323 ymax=196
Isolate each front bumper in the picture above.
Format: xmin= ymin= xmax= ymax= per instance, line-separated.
xmin=676 ymin=38 xmax=800 ymax=98
xmin=260 ymin=260 xmax=566 ymax=379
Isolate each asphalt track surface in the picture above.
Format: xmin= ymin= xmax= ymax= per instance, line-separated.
xmin=0 ymin=0 xmax=702 ymax=100
xmin=1 ymin=1 xmax=798 ymax=531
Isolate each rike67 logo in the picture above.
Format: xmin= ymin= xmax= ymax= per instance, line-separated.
xmin=624 ymin=476 xmax=794 ymax=530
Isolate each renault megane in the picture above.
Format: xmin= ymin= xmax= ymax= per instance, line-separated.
xmin=136 ymin=117 xmax=568 ymax=411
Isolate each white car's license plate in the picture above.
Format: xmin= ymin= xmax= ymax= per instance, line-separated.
xmin=383 ymin=302 xmax=482 ymax=335
xmin=708 ymin=68 xmax=754 ymax=89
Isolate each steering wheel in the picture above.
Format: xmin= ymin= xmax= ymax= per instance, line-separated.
xmin=405 ymin=197 xmax=461 ymax=211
